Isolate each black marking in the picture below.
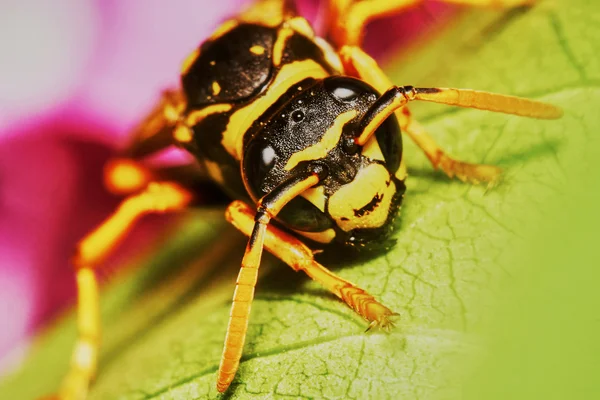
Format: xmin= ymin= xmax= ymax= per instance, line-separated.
xmin=190 ymin=111 xmax=248 ymax=201
xmin=178 ymin=21 xmax=408 ymax=250
xmin=280 ymin=33 xmax=338 ymax=75
xmin=182 ymin=24 xmax=276 ymax=108
xmin=353 ymin=193 xmax=383 ymax=218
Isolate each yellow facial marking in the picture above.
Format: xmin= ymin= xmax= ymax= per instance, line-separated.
xmin=173 ymin=124 xmax=193 ymax=143
xmin=212 ymin=81 xmax=222 ymax=96
xmin=186 ymin=104 xmax=232 ymax=126
xmin=362 ymin=136 xmax=385 ymax=162
xmin=328 ymin=164 xmax=396 ymax=232
xmin=285 ymin=110 xmax=357 ymax=171
xmin=296 ymin=228 xmax=336 ymax=244
xmin=300 ymin=185 xmax=326 ymax=212
xmin=250 ymin=45 xmax=266 ymax=55
xmin=181 ymin=48 xmax=200 ymax=75
xmin=273 ymin=27 xmax=294 ymax=66
xmin=223 ymin=59 xmax=329 ymax=160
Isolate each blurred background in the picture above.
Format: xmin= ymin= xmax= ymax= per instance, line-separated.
xmin=1 ymin=1 xmax=598 ymax=399
xmin=0 ymin=0 xmax=450 ymax=374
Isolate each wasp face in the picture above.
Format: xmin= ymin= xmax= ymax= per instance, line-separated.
xmin=242 ymin=77 xmax=404 ymax=245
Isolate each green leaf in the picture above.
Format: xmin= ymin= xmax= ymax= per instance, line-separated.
xmin=2 ymin=1 xmax=599 ymax=398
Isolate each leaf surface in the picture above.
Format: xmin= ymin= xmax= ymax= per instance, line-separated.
xmin=2 ymin=1 xmax=599 ymax=399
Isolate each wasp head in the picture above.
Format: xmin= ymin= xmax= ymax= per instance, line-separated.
xmin=242 ymin=76 xmax=405 ymax=244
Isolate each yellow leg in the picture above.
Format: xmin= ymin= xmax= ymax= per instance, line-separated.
xmin=217 ymin=172 xmax=321 ymax=392
xmin=341 ymin=45 xmax=503 ymax=185
xmin=103 ymin=158 xmax=154 ymax=195
xmin=400 ymin=114 xmax=502 ymax=185
xmin=325 ymin=0 xmax=535 ymax=47
xmin=56 ymin=182 xmax=192 ymax=400
xmin=218 ymin=200 xmax=396 ymax=391
xmin=226 ymin=200 xmax=396 ymax=327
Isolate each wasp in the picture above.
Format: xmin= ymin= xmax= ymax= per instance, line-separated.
xmin=53 ymin=0 xmax=562 ymax=398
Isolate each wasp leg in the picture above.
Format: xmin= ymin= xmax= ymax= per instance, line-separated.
xmin=217 ymin=172 xmax=320 ymax=393
xmin=325 ymin=0 xmax=535 ymax=47
xmin=340 ymin=46 xmax=502 ymax=186
xmin=226 ymin=200 xmax=397 ymax=327
xmin=221 ymin=200 xmax=396 ymax=389
xmin=56 ymin=182 xmax=193 ymax=400
xmin=104 ymin=157 xmax=212 ymax=197
xmin=103 ymin=158 xmax=155 ymax=195
xmin=122 ymin=88 xmax=187 ymax=159
xmin=399 ymin=114 xmax=502 ymax=185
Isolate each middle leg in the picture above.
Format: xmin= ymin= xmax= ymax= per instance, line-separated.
xmin=341 ymin=45 xmax=502 ymax=185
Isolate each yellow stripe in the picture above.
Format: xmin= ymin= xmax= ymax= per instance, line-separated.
xmin=285 ymin=109 xmax=357 ymax=171
xmin=285 ymin=17 xmax=314 ymax=38
xmin=361 ymin=136 xmax=385 ymax=161
xmin=180 ymin=48 xmax=200 ymax=75
xmin=174 ymin=104 xmax=233 ymax=144
xmin=314 ymin=37 xmax=343 ymax=74
xmin=209 ymin=19 xmax=238 ymax=41
xmin=186 ymin=104 xmax=233 ymax=126
xmin=223 ymin=59 xmax=329 ymax=160
xmin=273 ymin=27 xmax=294 ymax=67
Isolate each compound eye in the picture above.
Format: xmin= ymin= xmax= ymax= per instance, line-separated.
xmin=243 ymin=139 xmax=279 ymax=196
xmin=324 ymin=76 xmax=374 ymax=103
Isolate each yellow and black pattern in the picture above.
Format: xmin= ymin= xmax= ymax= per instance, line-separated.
xmin=176 ymin=18 xmax=340 ymax=199
xmin=173 ymin=14 xmax=409 ymax=249
xmin=241 ymin=76 xmax=406 ymax=248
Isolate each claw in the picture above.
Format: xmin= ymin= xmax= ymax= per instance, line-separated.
xmin=365 ymin=312 xmax=400 ymax=333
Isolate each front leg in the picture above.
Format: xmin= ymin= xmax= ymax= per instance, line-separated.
xmin=225 ymin=200 xmax=397 ymax=329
